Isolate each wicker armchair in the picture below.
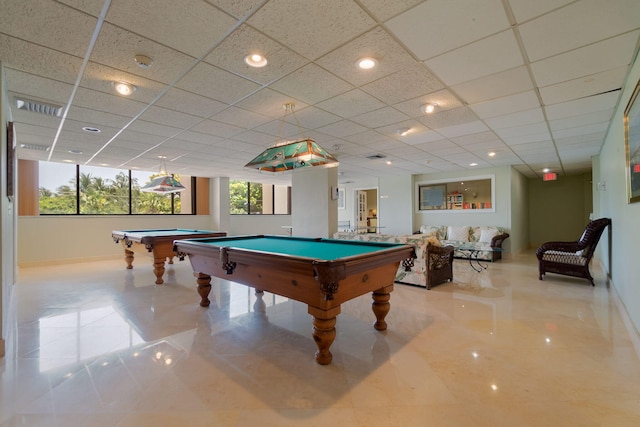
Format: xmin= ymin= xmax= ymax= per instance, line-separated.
xmin=426 ymin=243 xmax=455 ymax=290
xmin=536 ymin=218 xmax=611 ymax=286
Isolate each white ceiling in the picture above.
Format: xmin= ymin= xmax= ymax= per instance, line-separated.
xmin=2 ymin=0 xmax=639 ymax=185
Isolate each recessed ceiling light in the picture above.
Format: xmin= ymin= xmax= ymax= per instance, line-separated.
xmin=82 ymin=126 xmax=101 ymax=133
xmin=112 ymin=81 xmax=136 ymax=96
xmin=68 ymin=149 xmax=83 ymax=154
xmin=244 ymin=53 xmax=268 ymax=67
xmin=386 ymin=160 xmax=392 ymax=165
xmin=356 ymin=57 xmax=378 ymax=70
xmin=470 ymin=162 xmax=478 ymax=166
xmin=396 ymin=127 xmax=411 ymax=136
xmin=422 ymin=103 xmax=437 ymax=114
xmin=543 ymin=168 xmax=550 ymax=173
xmin=488 ymin=151 xmax=496 ymax=157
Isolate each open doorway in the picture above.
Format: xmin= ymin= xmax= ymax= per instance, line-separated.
xmin=354 ymin=188 xmax=379 ymax=233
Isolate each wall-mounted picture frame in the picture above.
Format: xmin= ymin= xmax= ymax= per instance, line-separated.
xmin=337 ymin=188 xmax=346 ymax=209
xmin=6 ymin=121 xmax=16 ymax=200
xmin=624 ymin=79 xmax=640 ymax=204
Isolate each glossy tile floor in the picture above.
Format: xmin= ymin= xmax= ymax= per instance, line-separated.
xmin=2 ymin=252 xmax=640 ymax=426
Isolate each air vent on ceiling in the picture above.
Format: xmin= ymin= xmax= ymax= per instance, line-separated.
xmin=366 ymin=154 xmax=387 ymax=160
xmin=20 ymin=143 xmax=50 ymax=151
xmin=14 ymin=97 xmax=63 ymax=117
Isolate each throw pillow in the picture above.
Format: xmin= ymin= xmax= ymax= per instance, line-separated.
xmin=419 ymin=225 xmax=441 ymax=238
xmin=478 ymin=227 xmax=500 ymax=243
xmin=425 ymin=236 xmax=442 ymax=247
xmin=447 ymin=226 xmax=470 ymax=242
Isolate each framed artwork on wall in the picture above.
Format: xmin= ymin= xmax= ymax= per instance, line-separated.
xmin=624 ymin=79 xmax=640 ymax=204
xmin=6 ymin=121 xmax=16 ymax=200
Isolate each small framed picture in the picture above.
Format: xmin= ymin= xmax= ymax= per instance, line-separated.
xmin=337 ymin=188 xmax=346 ymax=209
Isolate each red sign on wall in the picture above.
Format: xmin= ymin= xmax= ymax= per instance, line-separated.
xmin=543 ymin=172 xmax=557 ymax=181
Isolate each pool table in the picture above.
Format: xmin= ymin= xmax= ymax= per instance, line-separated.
xmin=173 ymin=235 xmax=415 ymax=365
xmin=112 ymin=228 xmax=227 ymax=284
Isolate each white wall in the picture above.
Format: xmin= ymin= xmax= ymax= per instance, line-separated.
xmin=291 ymin=166 xmax=338 ymax=238
xmin=18 ymin=215 xmax=216 ymax=266
xmin=509 ymin=167 xmax=529 ymax=254
xmin=597 ymin=51 xmax=640 ymax=335
xmin=379 ymin=175 xmax=413 ymax=235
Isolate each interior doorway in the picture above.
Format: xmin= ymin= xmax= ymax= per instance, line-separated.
xmin=354 ymin=188 xmax=378 ymax=233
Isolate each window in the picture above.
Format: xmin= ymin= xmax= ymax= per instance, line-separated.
xmin=229 ymin=180 xmax=291 ymax=215
xmin=38 ymin=162 xmax=195 ymax=215
xmin=417 ymin=176 xmax=494 ymax=211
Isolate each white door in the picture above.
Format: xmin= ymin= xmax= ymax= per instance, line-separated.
xmin=357 ymin=190 xmax=367 ymax=233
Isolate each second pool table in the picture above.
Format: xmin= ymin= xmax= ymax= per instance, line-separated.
xmin=173 ymin=235 xmax=416 ymax=365
xmin=112 ymin=228 xmax=227 ymax=284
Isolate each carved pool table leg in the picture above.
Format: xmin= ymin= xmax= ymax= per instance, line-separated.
xmin=167 ymin=256 xmax=174 ymax=264
xmin=124 ymin=249 xmax=134 ymax=270
xmin=196 ymin=273 xmax=212 ymax=307
xmin=308 ymin=306 xmax=340 ymax=365
xmin=371 ymin=284 xmax=394 ymax=331
xmin=153 ymin=256 xmax=165 ymax=285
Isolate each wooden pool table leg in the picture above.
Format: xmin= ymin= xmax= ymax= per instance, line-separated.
xmin=124 ymin=249 xmax=134 ymax=270
xmin=196 ymin=273 xmax=212 ymax=307
xmin=153 ymin=256 xmax=165 ymax=285
xmin=371 ymin=284 xmax=394 ymax=331
xmin=309 ymin=306 xmax=340 ymax=365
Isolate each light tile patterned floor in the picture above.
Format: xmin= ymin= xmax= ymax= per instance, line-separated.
xmin=1 ymin=252 xmax=639 ymax=426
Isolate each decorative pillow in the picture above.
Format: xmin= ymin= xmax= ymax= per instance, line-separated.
xmin=478 ymin=227 xmax=500 ymax=243
xmin=447 ymin=226 xmax=470 ymax=242
xmin=419 ymin=225 xmax=441 ymax=238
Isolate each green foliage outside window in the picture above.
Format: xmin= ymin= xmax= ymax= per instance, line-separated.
xmin=39 ymin=171 xmax=181 ymax=214
xmin=229 ymin=180 xmax=264 ymax=214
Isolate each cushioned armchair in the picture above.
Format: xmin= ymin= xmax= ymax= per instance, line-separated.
xmin=426 ymin=243 xmax=455 ymax=290
xmin=536 ymin=218 xmax=611 ymax=286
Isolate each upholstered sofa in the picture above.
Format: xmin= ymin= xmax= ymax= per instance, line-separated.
xmin=415 ymin=225 xmax=510 ymax=261
xmin=332 ymin=232 xmax=454 ymax=289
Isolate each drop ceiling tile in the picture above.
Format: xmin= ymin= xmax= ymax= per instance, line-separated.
xmin=393 ymin=90 xmax=464 ymax=118
xmin=549 ymin=110 xmax=613 ymax=132
xmin=451 ymin=131 xmax=501 ymax=146
xmin=469 ymin=91 xmax=540 ymax=119
xmin=156 ymin=88 xmax=228 ymax=119
xmin=539 ymin=67 xmax=628 ymax=105
xmin=247 ymin=0 xmax=376 ymax=59
xmin=518 ymin=0 xmax=640 ymax=61
xmin=436 ymin=121 xmax=490 ymax=138
xmin=204 ymin=24 xmax=308 ymax=85
xmin=190 ymin=119 xmax=245 ymax=139
xmin=106 ymin=0 xmax=238 ymax=57
xmin=139 ymin=106 xmax=203 ymax=130
xmin=175 ymin=62 xmax=261 ymax=104
xmin=315 ymin=27 xmax=416 ymax=87
xmin=552 ymin=122 xmax=609 ymax=140
xmin=350 ymin=107 xmax=410 ymax=129
xmin=271 ymin=64 xmax=354 ymax=104
xmin=290 ymin=107 xmax=342 ymax=130
xmin=400 ymin=129 xmax=447 ymax=146
xmin=544 ymin=91 xmax=620 ymax=120
xmin=452 ymin=66 xmax=534 ymax=104
xmin=5 ymin=71 xmax=75 ymax=106
xmin=554 ymin=132 xmax=606 ymax=147
xmin=231 ymin=130 xmax=277 ymax=146
xmin=425 ymin=30 xmax=523 ymax=86
xmin=66 ymin=106 xmax=129 ymax=130
xmin=495 ymin=123 xmax=551 ymax=144
xmin=418 ymin=107 xmax=479 ymax=130
xmin=531 ymin=31 xmax=639 ymax=87
xmin=360 ymin=0 xmax=423 ymax=21
xmin=386 ymin=0 xmax=510 ymax=60
xmin=209 ymin=107 xmax=272 ymax=130
xmin=316 ymin=89 xmax=385 ymax=119
xmin=176 ymin=130 xmax=225 ymax=146
xmin=205 ymin=0 xmax=265 ymax=19
xmin=90 ymin=23 xmax=196 ymax=85
xmin=361 ymin=63 xmax=444 ymax=104
xmin=508 ymin=0 xmax=573 ymax=22
xmin=235 ymin=88 xmax=309 ymax=118
xmin=0 ymin=1 xmax=97 ymax=57
xmin=485 ymin=108 xmax=545 ymax=130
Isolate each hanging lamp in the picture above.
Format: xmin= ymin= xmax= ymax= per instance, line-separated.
xmin=244 ymin=103 xmax=338 ymax=172
xmin=141 ymin=156 xmax=186 ymax=193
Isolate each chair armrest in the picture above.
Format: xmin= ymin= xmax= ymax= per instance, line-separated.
xmin=490 ymin=233 xmax=510 ymax=248
xmin=427 ymin=244 xmax=454 ymax=255
xmin=535 ymin=241 xmax=583 ymax=259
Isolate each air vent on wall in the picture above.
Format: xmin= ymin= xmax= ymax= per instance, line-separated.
xmin=20 ymin=143 xmax=50 ymax=151
xmin=366 ymin=154 xmax=387 ymax=160
xmin=14 ymin=97 xmax=63 ymax=117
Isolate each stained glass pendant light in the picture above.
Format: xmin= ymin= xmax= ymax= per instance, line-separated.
xmin=245 ymin=103 xmax=338 ymax=172
xmin=141 ymin=156 xmax=186 ymax=193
